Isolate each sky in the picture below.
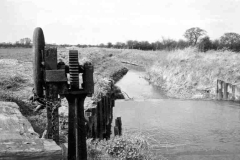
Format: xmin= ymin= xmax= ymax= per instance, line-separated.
xmin=0 ymin=0 xmax=240 ymax=45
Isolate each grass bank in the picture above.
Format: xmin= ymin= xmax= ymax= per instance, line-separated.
xmin=147 ymin=47 xmax=240 ymax=99
xmin=0 ymin=48 xmax=128 ymax=135
xmin=74 ymin=47 xmax=240 ymax=100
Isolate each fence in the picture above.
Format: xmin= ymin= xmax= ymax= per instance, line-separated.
xmin=85 ymin=91 xmax=122 ymax=139
xmin=216 ymin=79 xmax=240 ymax=101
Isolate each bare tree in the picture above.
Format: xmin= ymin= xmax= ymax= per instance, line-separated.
xmin=184 ymin=27 xmax=206 ymax=46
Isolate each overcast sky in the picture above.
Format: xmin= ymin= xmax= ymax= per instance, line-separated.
xmin=1 ymin=0 xmax=240 ymax=44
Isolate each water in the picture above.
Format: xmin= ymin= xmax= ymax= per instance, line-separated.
xmin=116 ymin=70 xmax=167 ymax=99
xmin=114 ymin=70 xmax=240 ymax=158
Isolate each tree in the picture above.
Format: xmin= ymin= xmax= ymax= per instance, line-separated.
xmin=99 ymin=43 xmax=105 ymax=48
xmin=177 ymin=39 xmax=189 ymax=49
xmin=220 ymin=32 xmax=240 ymax=51
xmin=162 ymin=37 xmax=177 ymax=51
xmin=19 ymin=37 xmax=31 ymax=45
xmin=212 ymin=39 xmax=220 ymax=50
xmin=198 ymin=36 xmax=212 ymax=52
xmin=153 ymin=41 xmax=163 ymax=50
xmin=24 ymin=38 xmax=31 ymax=45
xmin=126 ymin=40 xmax=134 ymax=49
xmin=114 ymin=42 xmax=125 ymax=49
xmin=107 ymin=42 xmax=113 ymax=48
xmin=184 ymin=27 xmax=206 ymax=46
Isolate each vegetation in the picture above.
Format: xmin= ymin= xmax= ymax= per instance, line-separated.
xmin=184 ymin=27 xmax=206 ymax=45
xmin=1 ymin=25 xmax=240 ymax=158
xmin=87 ymin=134 xmax=161 ymax=160
xmin=2 ymin=26 xmax=240 ymax=53
xmin=147 ymin=47 xmax=240 ymax=99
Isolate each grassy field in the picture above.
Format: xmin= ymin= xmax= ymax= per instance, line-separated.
xmin=2 ymin=47 xmax=236 ymax=101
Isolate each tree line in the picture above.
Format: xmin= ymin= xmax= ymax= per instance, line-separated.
xmin=91 ymin=28 xmax=240 ymax=52
xmin=1 ymin=27 xmax=240 ymax=52
xmin=0 ymin=38 xmax=32 ymax=48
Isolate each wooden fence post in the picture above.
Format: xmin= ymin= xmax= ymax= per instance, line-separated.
xmin=232 ymin=85 xmax=236 ymax=101
xmin=216 ymin=79 xmax=219 ymax=99
xmin=228 ymin=83 xmax=232 ymax=100
xmin=235 ymin=86 xmax=240 ymax=101
xmin=218 ymin=80 xmax=223 ymax=100
xmin=97 ymin=101 xmax=103 ymax=139
xmin=114 ymin=117 xmax=122 ymax=136
xmin=223 ymin=82 xmax=228 ymax=100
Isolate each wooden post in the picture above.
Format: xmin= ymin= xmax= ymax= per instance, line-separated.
xmin=102 ymin=97 xmax=106 ymax=135
xmin=216 ymin=79 xmax=219 ymax=99
xmin=235 ymin=86 xmax=240 ymax=101
xmin=218 ymin=80 xmax=223 ymax=100
xmin=66 ymin=95 xmax=87 ymax=160
xmin=97 ymin=101 xmax=103 ymax=139
xmin=114 ymin=117 xmax=122 ymax=136
xmin=228 ymin=83 xmax=232 ymax=100
xmin=76 ymin=95 xmax=87 ymax=160
xmin=45 ymin=84 xmax=59 ymax=144
xmin=106 ymin=96 xmax=109 ymax=125
xmin=66 ymin=96 xmax=76 ymax=160
xmin=232 ymin=85 xmax=236 ymax=101
xmin=44 ymin=48 xmax=59 ymax=144
xmin=223 ymin=82 xmax=228 ymax=100
xmin=117 ymin=117 xmax=122 ymax=136
xmin=105 ymin=96 xmax=112 ymax=139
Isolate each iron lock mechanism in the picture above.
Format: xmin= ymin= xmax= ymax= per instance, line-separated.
xmin=32 ymin=27 xmax=94 ymax=160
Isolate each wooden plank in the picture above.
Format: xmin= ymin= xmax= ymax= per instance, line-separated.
xmin=98 ymin=100 xmax=103 ymax=139
xmin=223 ymin=82 xmax=228 ymax=100
xmin=44 ymin=48 xmax=57 ymax=70
xmin=105 ymin=96 xmax=109 ymax=125
xmin=235 ymin=86 xmax=240 ymax=101
xmin=102 ymin=97 xmax=106 ymax=134
xmin=232 ymin=85 xmax=236 ymax=101
xmin=76 ymin=96 xmax=87 ymax=160
xmin=65 ymin=96 xmax=76 ymax=159
xmin=45 ymin=83 xmax=59 ymax=144
xmin=218 ymin=81 xmax=223 ymax=100
xmin=0 ymin=102 xmax=62 ymax=159
xmin=45 ymin=70 xmax=68 ymax=82
xmin=216 ymin=79 xmax=219 ymax=99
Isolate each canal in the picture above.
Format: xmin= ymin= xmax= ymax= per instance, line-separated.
xmin=114 ymin=70 xmax=240 ymax=159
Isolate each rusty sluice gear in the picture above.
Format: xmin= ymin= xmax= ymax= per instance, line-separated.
xmin=31 ymin=27 xmax=95 ymax=160
xmin=69 ymin=50 xmax=80 ymax=90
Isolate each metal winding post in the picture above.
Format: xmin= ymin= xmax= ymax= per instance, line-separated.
xmin=66 ymin=94 xmax=87 ymax=160
xmin=67 ymin=50 xmax=89 ymax=160
xmin=76 ymin=95 xmax=87 ymax=160
xmin=32 ymin=28 xmax=94 ymax=160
